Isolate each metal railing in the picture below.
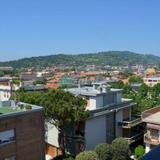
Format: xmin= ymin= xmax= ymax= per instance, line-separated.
xmin=122 ymin=117 xmax=142 ymax=128
xmin=124 ymin=132 xmax=144 ymax=144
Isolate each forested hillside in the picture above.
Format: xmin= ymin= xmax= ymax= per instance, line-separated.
xmin=0 ymin=51 xmax=160 ymax=68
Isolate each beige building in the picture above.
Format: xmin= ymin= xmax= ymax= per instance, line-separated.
xmin=142 ymin=107 xmax=160 ymax=153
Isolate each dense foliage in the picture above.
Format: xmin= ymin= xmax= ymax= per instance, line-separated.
xmin=94 ymin=143 xmax=112 ymax=160
xmin=1 ymin=51 xmax=160 ymax=68
xmin=128 ymin=76 xmax=143 ymax=84
xmin=111 ymin=138 xmax=129 ymax=160
xmin=75 ymin=151 xmax=99 ymax=160
xmin=109 ymin=81 xmax=160 ymax=116
xmin=75 ymin=138 xmax=129 ymax=160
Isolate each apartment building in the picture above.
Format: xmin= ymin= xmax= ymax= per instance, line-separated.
xmin=142 ymin=107 xmax=160 ymax=153
xmin=0 ymin=100 xmax=45 ymax=160
xmin=46 ymin=82 xmax=144 ymax=159
xmin=67 ymin=82 xmax=144 ymax=150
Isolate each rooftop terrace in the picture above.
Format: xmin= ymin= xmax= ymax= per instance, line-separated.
xmin=66 ymin=86 xmax=122 ymax=96
xmin=0 ymin=100 xmax=43 ymax=117
xmin=0 ymin=107 xmax=17 ymax=114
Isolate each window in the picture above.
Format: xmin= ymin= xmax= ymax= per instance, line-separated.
xmin=150 ymin=129 xmax=159 ymax=139
xmin=4 ymin=156 xmax=16 ymax=160
xmin=0 ymin=129 xmax=15 ymax=145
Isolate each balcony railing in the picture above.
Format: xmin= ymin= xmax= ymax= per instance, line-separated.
xmin=144 ymin=133 xmax=160 ymax=145
xmin=118 ymin=117 xmax=142 ymax=128
xmin=124 ymin=132 xmax=144 ymax=144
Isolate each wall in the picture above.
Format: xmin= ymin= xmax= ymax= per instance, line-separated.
xmin=87 ymin=97 xmax=96 ymax=110
xmin=85 ymin=115 xmax=106 ymax=150
xmin=0 ymin=85 xmax=11 ymax=101
xmin=103 ymin=93 xmax=114 ymax=106
xmin=0 ymin=111 xmax=45 ymax=160
xmin=115 ymin=110 xmax=123 ymax=137
xmin=45 ymin=122 xmax=59 ymax=148
xmin=95 ymin=96 xmax=104 ymax=108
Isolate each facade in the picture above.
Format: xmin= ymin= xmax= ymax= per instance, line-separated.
xmin=46 ymin=82 xmax=144 ymax=159
xmin=144 ymin=77 xmax=160 ymax=87
xmin=0 ymin=78 xmax=20 ymax=101
xmin=0 ymin=100 xmax=45 ymax=160
xmin=45 ymin=121 xmax=62 ymax=159
xmin=67 ymin=82 xmax=144 ymax=150
xmin=142 ymin=107 xmax=160 ymax=153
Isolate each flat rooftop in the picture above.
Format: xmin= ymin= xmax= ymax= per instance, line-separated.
xmin=66 ymin=87 xmax=122 ymax=96
xmin=0 ymin=107 xmax=17 ymax=114
xmin=0 ymin=101 xmax=43 ymax=117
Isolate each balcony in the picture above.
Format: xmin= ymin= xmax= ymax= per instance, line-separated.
xmin=144 ymin=133 xmax=160 ymax=145
xmin=118 ymin=117 xmax=142 ymax=128
xmin=124 ymin=132 xmax=144 ymax=144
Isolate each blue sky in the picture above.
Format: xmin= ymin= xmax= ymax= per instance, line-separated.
xmin=0 ymin=0 xmax=160 ymax=61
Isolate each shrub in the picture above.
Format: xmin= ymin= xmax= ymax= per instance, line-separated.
xmin=25 ymin=105 xmax=32 ymax=110
xmin=53 ymin=155 xmax=75 ymax=160
xmin=94 ymin=143 xmax=112 ymax=160
xmin=134 ymin=145 xmax=145 ymax=159
xmin=76 ymin=151 xmax=99 ymax=160
xmin=112 ymin=138 xmax=129 ymax=160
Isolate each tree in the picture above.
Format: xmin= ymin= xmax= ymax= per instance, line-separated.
xmin=134 ymin=145 xmax=145 ymax=160
xmin=109 ymin=81 xmax=124 ymax=89
xmin=137 ymin=83 xmax=149 ymax=98
xmin=0 ymin=70 xmax=4 ymax=76
xmin=111 ymin=138 xmax=129 ymax=160
xmin=94 ymin=143 xmax=112 ymax=160
xmin=129 ymin=76 xmax=143 ymax=84
xmin=40 ymin=89 xmax=89 ymax=155
xmin=14 ymin=90 xmax=43 ymax=105
xmin=76 ymin=151 xmax=99 ymax=160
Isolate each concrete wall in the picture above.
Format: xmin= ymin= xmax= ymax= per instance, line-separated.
xmin=95 ymin=96 xmax=104 ymax=108
xmin=87 ymin=98 xmax=96 ymax=110
xmin=85 ymin=115 xmax=106 ymax=150
xmin=45 ymin=122 xmax=59 ymax=148
xmin=103 ymin=93 xmax=114 ymax=106
xmin=115 ymin=110 xmax=123 ymax=137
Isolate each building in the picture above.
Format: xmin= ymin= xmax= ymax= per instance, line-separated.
xmin=0 ymin=100 xmax=45 ymax=160
xmin=142 ymin=107 xmax=160 ymax=153
xmin=20 ymin=72 xmax=37 ymax=81
xmin=46 ymin=82 xmax=144 ymax=159
xmin=144 ymin=77 xmax=160 ymax=87
xmin=67 ymin=82 xmax=144 ymax=150
xmin=45 ymin=121 xmax=62 ymax=160
xmin=0 ymin=67 xmax=13 ymax=71
xmin=0 ymin=78 xmax=20 ymax=101
xmin=145 ymin=68 xmax=156 ymax=77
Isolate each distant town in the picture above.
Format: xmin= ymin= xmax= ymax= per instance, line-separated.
xmin=0 ymin=52 xmax=160 ymax=160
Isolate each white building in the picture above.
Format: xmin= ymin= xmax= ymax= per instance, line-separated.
xmin=144 ymin=77 xmax=160 ymax=87
xmin=0 ymin=78 xmax=20 ymax=101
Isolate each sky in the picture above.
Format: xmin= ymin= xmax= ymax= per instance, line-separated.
xmin=0 ymin=0 xmax=160 ymax=61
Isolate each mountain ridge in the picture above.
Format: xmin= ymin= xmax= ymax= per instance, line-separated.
xmin=1 ymin=51 xmax=160 ymax=68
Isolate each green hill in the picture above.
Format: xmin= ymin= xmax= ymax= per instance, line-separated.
xmin=0 ymin=51 xmax=160 ymax=68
